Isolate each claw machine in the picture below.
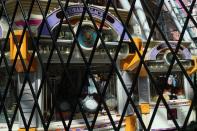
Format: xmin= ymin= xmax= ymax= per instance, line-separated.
xmin=36 ymin=4 xmax=131 ymax=131
xmin=120 ymin=40 xmax=197 ymax=130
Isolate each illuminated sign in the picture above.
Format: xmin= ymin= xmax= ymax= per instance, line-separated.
xmin=148 ymin=42 xmax=191 ymax=60
xmin=41 ymin=4 xmax=129 ymax=40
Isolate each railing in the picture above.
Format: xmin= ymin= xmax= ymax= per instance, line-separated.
xmin=0 ymin=0 xmax=197 ymax=131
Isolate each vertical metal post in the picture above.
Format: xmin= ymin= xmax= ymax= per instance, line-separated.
xmin=184 ymin=76 xmax=194 ymax=100
xmin=18 ymin=73 xmax=37 ymax=128
xmin=116 ymin=71 xmax=133 ymax=115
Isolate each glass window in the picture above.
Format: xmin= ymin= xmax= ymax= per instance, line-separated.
xmin=150 ymin=72 xmax=185 ymax=102
xmin=43 ymin=64 xmax=118 ymax=122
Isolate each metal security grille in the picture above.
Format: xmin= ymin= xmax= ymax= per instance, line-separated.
xmin=0 ymin=0 xmax=197 ymax=131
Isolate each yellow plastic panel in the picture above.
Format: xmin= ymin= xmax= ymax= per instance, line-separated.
xmin=9 ymin=30 xmax=28 ymax=60
xmin=18 ymin=128 xmax=36 ymax=131
xmin=139 ymin=103 xmax=150 ymax=114
xmin=187 ymin=56 xmax=197 ymax=75
xmin=120 ymin=37 xmax=144 ymax=71
xmin=15 ymin=53 xmax=37 ymax=73
xmin=125 ymin=115 xmax=136 ymax=131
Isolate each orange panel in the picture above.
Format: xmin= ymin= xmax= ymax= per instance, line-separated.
xmin=18 ymin=128 xmax=36 ymax=131
xmin=15 ymin=53 xmax=37 ymax=73
xmin=125 ymin=115 xmax=136 ymax=131
xmin=187 ymin=56 xmax=197 ymax=75
xmin=139 ymin=103 xmax=150 ymax=114
xmin=132 ymin=37 xmax=142 ymax=50
xmin=120 ymin=37 xmax=145 ymax=73
xmin=9 ymin=30 xmax=28 ymax=60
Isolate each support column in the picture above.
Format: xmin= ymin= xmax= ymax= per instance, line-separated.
xmin=117 ymin=71 xmax=136 ymax=131
xmin=18 ymin=73 xmax=38 ymax=128
xmin=117 ymin=71 xmax=133 ymax=115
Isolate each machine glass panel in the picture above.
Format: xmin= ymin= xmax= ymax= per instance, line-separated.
xmin=43 ymin=64 xmax=117 ymax=122
xmin=150 ymin=72 xmax=185 ymax=102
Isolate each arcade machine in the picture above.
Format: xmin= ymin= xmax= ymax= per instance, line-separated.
xmin=0 ymin=3 xmax=132 ymax=131
xmin=120 ymin=40 xmax=197 ymax=130
xmin=37 ymin=4 xmax=131 ymax=131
